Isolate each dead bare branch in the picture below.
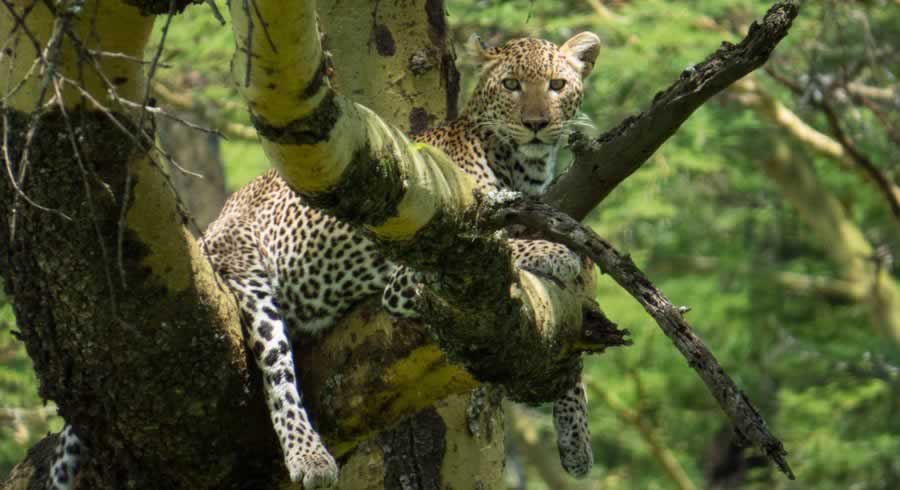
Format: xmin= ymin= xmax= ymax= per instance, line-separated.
xmin=113 ymin=93 xmax=227 ymax=139
xmin=150 ymin=80 xmax=258 ymax=141
xmin=478 ymin=192 xmax=795 ymax=480
xmin=547 ymin=1 xmax=799 ymax=220
xmin=85 ymin=48 xmax=172 ymax=67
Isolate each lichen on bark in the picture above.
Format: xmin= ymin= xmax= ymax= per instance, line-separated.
xmin=0 ymin=110 xmax=272 ymax=487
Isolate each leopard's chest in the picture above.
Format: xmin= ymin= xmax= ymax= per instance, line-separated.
xmin=429 ymin=128 xmax=556 ymax=196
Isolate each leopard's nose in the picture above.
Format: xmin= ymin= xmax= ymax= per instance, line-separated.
xmin=523 ymin=119 xmax=549 ymax=132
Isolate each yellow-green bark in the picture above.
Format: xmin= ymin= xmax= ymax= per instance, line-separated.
xmin=314 ymin=4 xmax=502 ymax=488
xmin=319 ymin=0 xmax=459 ymax=128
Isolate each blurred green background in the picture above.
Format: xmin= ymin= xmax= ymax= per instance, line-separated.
xmin=2 ymin=1 xmax=898 ymax=488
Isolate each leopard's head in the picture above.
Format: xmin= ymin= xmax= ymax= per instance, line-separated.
xmin=464 ymin=33 xmax=601 ymax=159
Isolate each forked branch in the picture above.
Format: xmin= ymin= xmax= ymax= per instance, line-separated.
xmin=477 ymin=192 xmax=795 ymax=479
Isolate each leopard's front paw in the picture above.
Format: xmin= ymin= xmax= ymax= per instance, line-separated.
xmin=287 ymin=444 xmax=338 ymax=489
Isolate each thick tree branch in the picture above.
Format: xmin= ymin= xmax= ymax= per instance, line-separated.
xmin=2 ymin=1 xmax=627 ymax=487
xmin=478 ymin=192 xmax=795 ymax=479
xmin=547 ymin=0 xmax=799 ymax=220
xmin=227 ymin=0 xmax=603 ymax=403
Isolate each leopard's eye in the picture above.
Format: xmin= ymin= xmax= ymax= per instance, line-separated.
xmin=501 ymin=78 xmax=521 ymax=91
xmin=549 ymin=79 xmax=567 ymax=91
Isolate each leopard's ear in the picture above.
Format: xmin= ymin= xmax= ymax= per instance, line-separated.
xmin=560 ymin=32 xmax=601 ymax=79
xmin=465 ymin=34 xmax=500 ymax=65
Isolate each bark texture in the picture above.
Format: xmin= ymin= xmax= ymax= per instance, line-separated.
xmin=315 ymin=3 xmax=503 ymax=487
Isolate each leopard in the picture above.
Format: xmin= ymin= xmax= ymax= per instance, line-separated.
xmin=48 ymin=32 xmax=602 ymax=490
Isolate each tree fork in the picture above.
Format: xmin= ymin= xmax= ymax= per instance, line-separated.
xmin=228 ymin=0 xmax=601 ymax=404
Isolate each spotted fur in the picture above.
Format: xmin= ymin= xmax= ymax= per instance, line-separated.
xmin=48 ymin=425 xmax=82 ymax=490
xmin=48 ymin=33 xmax=601 ymax=489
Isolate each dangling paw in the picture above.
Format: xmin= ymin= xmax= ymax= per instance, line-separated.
xmin=510 ymin=239 xmax=584 ymax=289
xmin=286 ymin=440 xmax=338 ymax=489
xmin=553 ymin=384 xmax=594 ymax=479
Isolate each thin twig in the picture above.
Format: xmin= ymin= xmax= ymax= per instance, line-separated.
xmin=764 ymin=66 xmax=900 ymax=220
xmin=57 ymin=76 xmax=203 ymax=179
xmin=86 ymin=49 xmax=173 ymax=67
xmin=2 ymin=2 xmax=74 ymax=239
xmin=1 ymin=22 xmax=70 ymax=226
xmin=856 ymin=96 xmax=900 ymax=146
xmin=2 ymin=110 xmax=73 ymax=226
xmin=52 ymin=21 xmax=205 ymax=177
xmin=0 ymin=0 xmax=44 ymax=58
xmin=478 ymin=192 xmax=795 ymax=480
xmin=116 ymin=170 xmax=131 ymax=289
xmin=1 ymin=56 xmax=41 ymax=102
xmin=112 ymin=93 xmax=227 ymax=140
xmin=819 ymin=98 xmax=900 ymax=219
xmin=137 ymin=0 xmax=175 ymax=135
xmin=205 ymin=0 xmax=227 ymax=26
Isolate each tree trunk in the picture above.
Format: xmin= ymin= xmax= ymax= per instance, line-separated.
xmin=319 ymin=2 xmax=503 ymax=487
xmin=0 ymin=1 xmax=267 ymax=487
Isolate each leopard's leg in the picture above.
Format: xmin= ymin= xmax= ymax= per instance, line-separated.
xmin=227 ymin=274 xmax=338 ymax=488
xmin=384 ymin=241 xmax=595 ymax=478
xmin=48 ymin=424 xmax=83 ymax=490
xmin=381 ymin=266 xmax=423 ymax=319
xmin=509 ymin=238 xmax=585 ymax=288
xmin=510 ymin=238 xmax=595 ymax=478
xmin=553 ymin=382 xmax=593 ymax=478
